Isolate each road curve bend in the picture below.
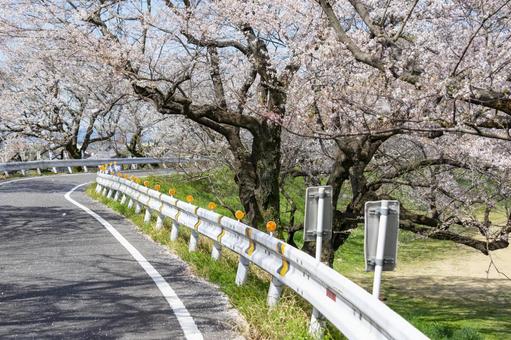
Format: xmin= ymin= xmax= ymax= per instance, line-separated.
xmin=0 ymin=173 xmax=243 ymax=339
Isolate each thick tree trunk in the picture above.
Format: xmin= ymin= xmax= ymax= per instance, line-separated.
xmin=65 ymin=143 xmax=82 ymax=159
xmin=231 ymin=123 xmax=282 ymax=231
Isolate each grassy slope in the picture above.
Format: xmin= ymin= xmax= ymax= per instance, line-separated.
xmin=89 ymin=169 xmax=509 ymax=340
xmin=86 ymin=184 xmax=342 ymax=340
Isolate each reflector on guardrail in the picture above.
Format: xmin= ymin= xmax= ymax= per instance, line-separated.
xmin=96 ymin=173 xmax=428 ymax=340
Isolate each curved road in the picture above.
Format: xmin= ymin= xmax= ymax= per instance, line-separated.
xmin=0 ymin=173 xmax=242 ymax=339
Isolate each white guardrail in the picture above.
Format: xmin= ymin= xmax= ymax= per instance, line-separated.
xmin=0 ymin=157 xmax=187 ymax=176
xmin=96 ymin=172 xmax=428 ymax=340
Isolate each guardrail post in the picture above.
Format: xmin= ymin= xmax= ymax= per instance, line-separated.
xmin=67 ymin=166 xmax=73 ymax=174
xmin=155 ymin=214 xmax=164 ymax=230
xmin=235 ymin=256 xmax=250 ymax=286
xmin=108 ymin=189 xmax=115 ymax=199
xmin=135 ymin=201 xmax=142 ymax=214
xmin=36 ymin=168 xmax=41 ymax=175
xmin=120 ymin=193 xmax=127 ymax=204
xmin=144 ymin=208 xmax=152 ymax=223
xmin=170 ymin=220 xmax=179 ymax=241
xmin=114 ymin=190 xmax=121 ymax=201
xmin=309 ymin=308 xmax=325 ymax=339
xmin=189 ymin=230 xmax=199 ymax=252
xmin=4 ymin=171 xmax=9 ymax=177
xmin=211 ymin=241 xmax=222 ymax=260
xmin=95 ymin=184 xmax=102 ymax=193
xmin=21 ymin=169 xmax=26 ymax=176
xmin=83 ymin=165 xmax=88 ymax=172
xmin=52 ymin=167 xmax=57 ymax=173
xmin=267 ymin=276 xmax=284 ymax=307
xmin=128 ymin=197 xmax=134 ymax=209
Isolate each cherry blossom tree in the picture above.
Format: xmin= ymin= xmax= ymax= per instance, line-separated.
xmin=2 ymin=0 xmax=510 ymax=259
xmin=0 ymin=8 xmax=128 ymax=159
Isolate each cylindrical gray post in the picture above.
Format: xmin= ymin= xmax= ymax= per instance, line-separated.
xmin=67 ymin=166 xmax=73 ymax=174
xmin=372 ymin=200 xmax=389 ymax=298
xmin=170 ymin=220 xmax=179 ymax=241
xmin=21 ymin=169 xmax=26 ymax=176
xmin=120 ymin=194 xmax=127 ymax=205
xmin=189 ymin=230 xmax=199 ymax=252
xmin=114 ymin=190 xmax=121 ymax=201
xmin=108 ymin=189 xmax=115 ymax=199
xmin=36 ymin=168 xmax=41 ymax=175
xmin=211 ymin=241 xmax=222 ymax=260
xmin=135 ymin=202 xmax=141 ymax=214
xmin=52 ymin=167 xmax=57 ymax=173
xmin=128 ymin=198 xmax=134 ymax=209
xmin=83 ymin=165 xmax=88 ymax=172
xmin=310 ymin=187 xmax=326 ymax=337
xmin=267 ymin=276 xmax=284 ymax=307
xmin=155 ymin=214 xmax=164 ymax=230
xmin=144 ymin=208 xmax=152 ymax=223
xmin=95 ymin=184 xmax=102 ymax=193
xmin=3 ymin=171 xmax=8 ymax=177
xmin=309 ymin=308 xmax=325 ymax=339
xmin=235 ymin=256 xmax=250 ymax=286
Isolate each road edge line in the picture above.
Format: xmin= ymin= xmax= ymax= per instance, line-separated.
xmin=64 ymin=182 xmax=203 ymax=340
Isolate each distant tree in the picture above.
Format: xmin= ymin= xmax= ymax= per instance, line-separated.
xmin=0 ymin=24 xmax=126 ymax=159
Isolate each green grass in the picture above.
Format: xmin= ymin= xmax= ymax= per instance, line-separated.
xmin=89 ymin=169 xmax=511 ymax=340
xmin=333 ymin=227 xmax=464 ymax=276
xmin=86 ymin=184 xmax=343 ymax=340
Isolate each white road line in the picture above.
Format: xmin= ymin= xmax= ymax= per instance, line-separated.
xmin=64 ymin=183 xmax=203 ymax=340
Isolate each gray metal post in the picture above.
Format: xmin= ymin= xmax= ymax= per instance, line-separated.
xmin=189 ymin=230 xmax=199 ymax=252
xmin=170 ymin=220 xmax=179 ymax=241
xmin=144 ymin=208 xmax=152 ymax=223
xmin=235 ymin=256 xmax=250 ymax=286
xmin=310 ymin=187 xmax=326 ymax=338
xmin=372 ymin=200 xmax=389 ymax=298
xmin=267 ymin=276 xmax=284 ymax=307
xmin=155 ymin=214 xmax=164 ymax=230
xmin=211 ymin=241 xmax=222 ymax=260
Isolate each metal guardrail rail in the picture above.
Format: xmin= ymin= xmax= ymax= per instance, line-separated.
xmin=96 ymin=172 xmax=429 ymax=340
xmin=0 ymin=157 xmax=187 ymax=176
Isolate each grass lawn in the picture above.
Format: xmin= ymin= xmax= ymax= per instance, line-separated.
xmin=87 ymin=169 xmax=510 ymax=340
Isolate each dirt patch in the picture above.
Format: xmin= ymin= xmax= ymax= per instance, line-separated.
xmin=392 ymin=245 xmax=511 ymax=280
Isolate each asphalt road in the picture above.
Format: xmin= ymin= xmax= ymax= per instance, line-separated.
xmin=0 ymin=173 xmax=242 ymax=339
